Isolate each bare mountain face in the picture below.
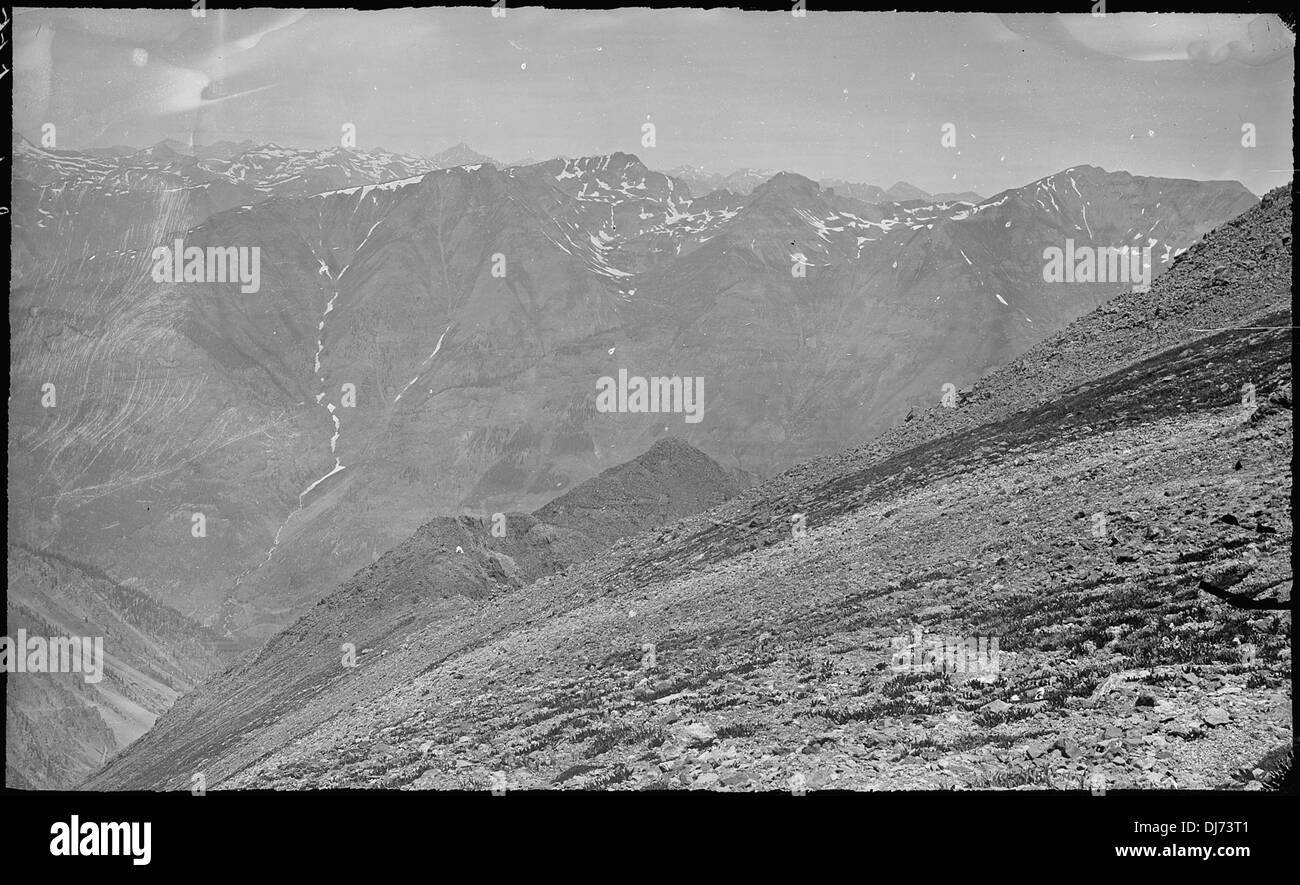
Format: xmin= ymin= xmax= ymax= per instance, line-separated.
xmin=9 ymin=140 xmax=1256 ymax=647
xmin=87 ymin=186 xmax=1291 ymax=793
xmin=6 ymin=544 xmax=227 ymax=790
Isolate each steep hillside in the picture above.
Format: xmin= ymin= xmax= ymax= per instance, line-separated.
xmin=801 ymin=183 xmax=1292 ymax=482
xmin=6 ymin=545 xmax=227 ymax=789
xmin=88 ymin=186 xmax=1290 ymax=791
xmin=85 ymin=439 xmax=747 ymax=789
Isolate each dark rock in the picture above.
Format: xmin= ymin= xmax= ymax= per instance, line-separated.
xmin=1200 ymin=560 xmax=1254 ymax=590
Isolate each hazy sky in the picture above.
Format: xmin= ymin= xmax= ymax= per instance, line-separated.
xmin=13 ymin=8 xmax=1295 ymax=196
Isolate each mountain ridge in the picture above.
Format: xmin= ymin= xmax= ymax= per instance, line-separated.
xmin=82 ymin=437 xmax=749 ymax=789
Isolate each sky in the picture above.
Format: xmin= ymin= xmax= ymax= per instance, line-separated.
xmin=12 ymin=8 xmax=1295 ymax=196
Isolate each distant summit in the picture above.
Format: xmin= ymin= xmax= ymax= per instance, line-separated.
xmin=429 ymin=142 xmax=498 ymax=169
xmin=666 ymin=164 xmax=983 ymax=205
xmin=884 ymin=180 xmax=930 ymax=202
xmin=666 ymin=165 xmax=776 ymax=196
xmin=748 ymin=169 xmax=823 ymax=205
xmin=930 ymin=190 xmax=984 ymax=204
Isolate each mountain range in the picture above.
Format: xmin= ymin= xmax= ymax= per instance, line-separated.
xmin=87 ymin=184 xmax=1292 ymax=791
xmin=9 ymin=134 xmax=1258 ymax=653
xmin=669 ymin=164 xmax=983 ymax=204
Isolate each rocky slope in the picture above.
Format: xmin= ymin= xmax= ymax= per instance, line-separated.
xmin=84 ymin=439 xmax=747 ymax=789
xmin=87 ymin=186 xmax=1290 ymax=791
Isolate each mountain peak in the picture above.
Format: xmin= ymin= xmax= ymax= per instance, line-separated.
xmin=637 ymin=436 xmax=713 ymax=463
xmin=544 ymin=152 xmax=650 ymax=180
xmin=884 ymin=181 xmax=930 ymax=202
xmin=1034 ymin=165 xmax=1112 ymax=187
xmin=430 ymin=142 xmax=497 ymax=168
xmin=751 ymin=169 xmax=821 ymax=199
